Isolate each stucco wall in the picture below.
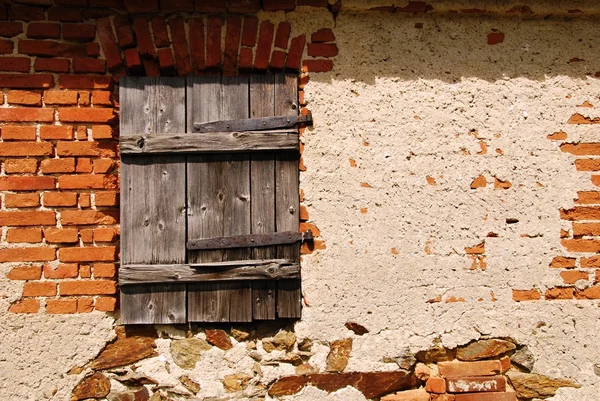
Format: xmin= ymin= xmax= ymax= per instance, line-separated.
xmin=2 ymin=3 xmax=600 ymax=400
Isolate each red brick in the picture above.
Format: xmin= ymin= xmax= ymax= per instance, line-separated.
xmin=27 ymin=23 xmax=61 ymax=39
xmin=438 ymin=361 xmax=502 ymax=378
xmin=6 ymin=90 xmax=42 ymax=106
xmin=58 ymin=108 xmax=116 ymax=124
xmin=0 ymin=247 xmax=56 ymax=262
xmin=123 ymin=48 xmax=142 ymax=72
xmin=97 ymin=17 xmax=122 ymax=70
xmin=58 ymin=174 xmax=117 ymax=190
xmin=0 ymin=22 xmax=23 ymax=38
xmin=94 ymin=228 xmax=116 ymax=242
xmin=166 ymin=17 xmax=190 ymax=76
xmin=270 ymin=50 xmax=286 ymax=70
xmin=95 ymin=191 xmax=119 ymax=206
xmin=0 ymin=57 xmax=30 ymax=72
xmin=5 ymin=193 xmax=40 ymax=207
xmin=44 ymin=90 xmax=78 ymax=105
xmin=48 ymin=7 xmax=82 ymax=22
xmin=189 ymin=17 xmax=205 ymax=73
xmin=425 ymin=377 xmax=446 ymax=394
xmin=446 ymin=376 xmax=506 ymax=393
xmin=5 ymin=159 xmax=38 ymax=174
xmin=57 ymin=141 xmax=116 ymax=157
xmin=0 ymin=210 xmax=55 ymax=226
xmin=303 ymin=59 xmax=334 ymax=72
xmin=7 ymin=228 xmax=43 ymax=243
xmin=286 ymin=34 xmax=306 ymax=70
xmin=35 ymin=58 xmax=70 ymax=73
xmin=133 ymin=17 xmax=156 ymax=57
xmin=59 ymin=247 xmax=117 ymax=263
xmin=0 ymin=142 xmax=53 ymax=156
xmin=0 ymin=176 xmax=55 ymax=192
xmin=241 ymin=16 xmax=258 ymax=48
xmin=575 ymin=159 xmax=600 ymax=171
xmin=72 ymin=58 xmax=106 ymax=74
xmin=63 ymin=23 xmax=96 ymax=42
xmin=560 ymin=270 xmax=588 ymax=284
xmin=311 ymin=28 xmax=335 ymax=43
xmin=44 ymin=228 xmax=79 ymax=244
xmin=115 ymin=24 xmax=135 ymax=49
xmin=24 ymin=281 xmax=58 ymax=297
xmin=151 ymin=16 xmax=169 ymax=48
xmin=9 ymin=6 xmax=45 ymax=22
xmin=87 ymin=42 xmax=101 ymax=57
xmin=77 ymin=297 xmax=94 ymax=313
xmin=9 ymin=299 xmax=40 ymax=314
xmin=206 ymin=16 xmax=222 ymax=69
xmin=254 ymin=21 xmax=274 ymax=70
xmin=46 ymin=299 xmax=77 ymax=314
xmin=228 ymin=0 xmax=260 ymax=13
xmin=576 ymin=286 xmax=600 ymax=299
xmin=92 ymin=91 xmax=113 ymax=106
xmin=61 ymin=210 xmax=118 ymax=226
xmin=19 ymin=40 xmax=88 ymax=58
xmin=43 ymin=191 xmax=77 ymax=207
xmin=59 ymin=75 xmax=113 ymax=90
xmin=195 ymin=0 xmax=226 ymax=12
xmin=454 ymin=393 xmax=516 ymax=401
xmin=125 ymin=0 xmax=159 ymax=13
xmin=275 ymin=22 xmax=291 ymax=49
xmin=79 ymin=264 xmax=91 ymax=277
xmin=0 ymin=39 xmax=13 ymax=54
xmin=560 ymin=143 xmax=600 ymax=155
xmin=91 ymin=125 xmax=114 ymax=139
xmin=80 ymin=228 xmax=93 ymax=243
xmin=561 ymin=239 xmax=600 ymax=252
xmin=158 ymin=48 xmax=176 ymax=75
xmin=95 ymin=296 xmax=116 ymax=311
xmin=92 ymin=159 xmax=115 ymax=174
xmin=307 ymin=43 xmax=339 ymax=58
xmin=93 ymin=263 xmax=116 ymax=278
xmin=75 ymin=158 xmax=92 ymax=173
xmin=487 ymin=32 xmax=505 ymax=45
xmin=79 ymin=193 xmax=91 ymax=208
xmin=7 ymin=266 xmax=42 ymax=281
xmin=77 ymin=91 xmax=89 ymax=107
xmin=549 ymin=256 xmax=576 ymax=268
xmin=40 ymin=126 xmax=74 ymax=141
xmin=0 ymin=74 xmax=53 ymax=89
xmin=1 ymin=125 xmax=37 ymax=140
xmin=223 ymin=16 xmax=242 ymax=74
xmin=40 ymin=158 xmax=75 ymax=173
xmin=43 ymin=263 xmax=78 ymax=278
xmin=238 ymin=47 xmax=253 ymax=70
xmin=263 ymin=0 xmax=295 ymax=10
xmin=545 ymin=287 xmax=574 ymax=299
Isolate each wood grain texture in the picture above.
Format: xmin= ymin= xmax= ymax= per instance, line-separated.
xmin=120 ymin=130 xmax=299 ymax=154
xmin=186 ymin=76 xmax=252 ymax=322
xmin=274 ymin=73 xmax=302 ymax=318
xmin=193 ymin=115 xmax=309 ymax=132
xmin=120 ymin=77 xmax=187 ymax=324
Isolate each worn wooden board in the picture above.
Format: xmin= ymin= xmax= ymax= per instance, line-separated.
xmin=250 ymin=74 xmax=277 ymax=319
xmin=120 ymin=77 xmax=187 ymax=324
xmin=193 ymin=115 xmax=311 ymax=132
xmin=275 ymin=74 xmax=302 ymax=318
xmin=120 ymin=130 xmax=299 ymax=154
xmin=119 ymin=260 xmax=300 ymax=284
xmin=187 ymin=76 xmax=253 ymax=322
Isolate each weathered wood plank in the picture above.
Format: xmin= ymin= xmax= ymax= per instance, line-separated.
xmin=120 ymin=130 xmax=299 ymax=154
xmin=250 ymin=74 xmax=277 ymax=319
xmin=193 ymin=114 xmax=312 ymax=132
xmin=275 ymin=73 xmax=302 ymax=318
xmin=187 ymin=230 xmax=312 ymax=250
xmin=120 ymin=77 xmax=187 ymax=324
xmin=187 ymin=75 xmax=252 ymax=322
xmin=119 ymin=260 xmax=300 ymax=284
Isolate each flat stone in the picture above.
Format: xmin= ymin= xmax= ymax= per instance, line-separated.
xmin=113 ymin=371 xmax=158 ymax=386
xmin=381 ymin=388 xmax=430 ymax=401
xmin=268 ymin=371 xmax=418 ymax=399
xmin=345 ymin=321 xmax=369 ymax=335
xmin=298 ymin=338 xmax=313 ymax=351
xmin=231 ymin=328 xmax=250 ymax=342
xmin=446 ymin=375 xmax=506 ymax=393
xmin=454 ymin=393 xmax=516 ymax=401
xmin=438 ymin=361 xmax=502 ymax=378
xmin=414 ymin=363 xmax=432 ymax=380
xmin=205 ymin=329 xmax=233 ymax=350
xmin=222 ymin=373 xmax=251 ymax=392
xmin=395 ymin=351 xmax=417 ymax=370
xmin=72 ymin=372 xmax=111 ymax=400
xmin=296 ymin=362 xmax=318 ymax=375
xmin=171 ymin=338 xmax=211 ymax=370
xmin=326 ymin=338 xmax=353 ymax=372
xmin=277 ymin=353 xmax=304 ymax=366
xmin=107 ymin=387 xmax=149 ymax=401
xmin=506 ymin=371 xmax=581 ymax=399
xmin=416 ymin=346 xmax=455 ymax=363
xmin=510 ymin=346 xmax=535 ymax=372
xmin=179 ymin=375 xmax=200 ymax=393
xmin=273 ymin=330 xmax=296 ymax=349
xmin=91 ymin=336 xmax=157 ymax=370
xmin=456 ymin=339 xmax=516 ymax=361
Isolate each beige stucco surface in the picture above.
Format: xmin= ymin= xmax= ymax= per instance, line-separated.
xmin=2 ymin=5 xmax=600 ymax=401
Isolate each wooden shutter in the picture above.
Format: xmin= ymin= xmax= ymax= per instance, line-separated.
xmin=119 ymin=74 xmax=302 ymax=324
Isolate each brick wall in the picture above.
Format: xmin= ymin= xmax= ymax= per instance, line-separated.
xmin=1 ymin=1 xmax=331 ymax=315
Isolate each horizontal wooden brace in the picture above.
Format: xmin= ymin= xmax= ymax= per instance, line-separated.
xmin=119 ymin=259 xmax=300 ymax=285
xmin=120 ymin=130 xmax=298 ymax=155
xmin=193 ymin=114 xmax=312 ymax=133
xmin=187 ymin=230 xmax=313 ymax=250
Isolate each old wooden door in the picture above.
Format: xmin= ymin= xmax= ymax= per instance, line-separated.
xmin=119 ymin=75 xmax=302 ymax=324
